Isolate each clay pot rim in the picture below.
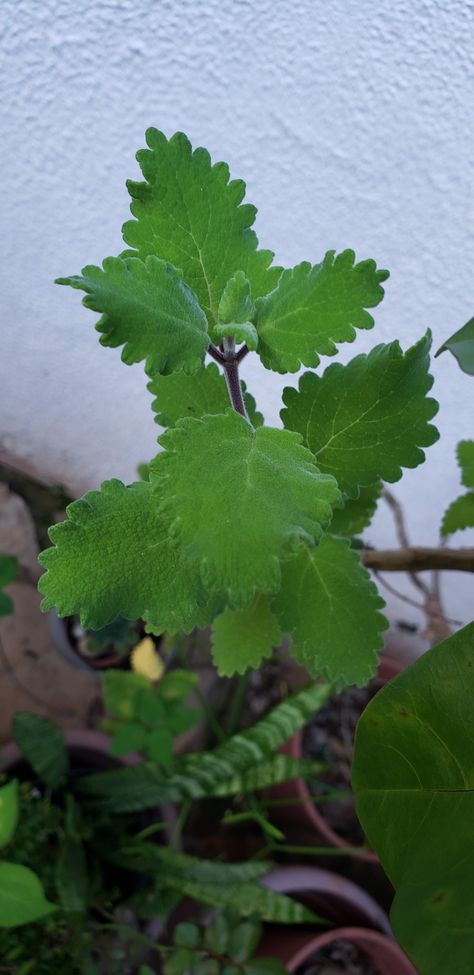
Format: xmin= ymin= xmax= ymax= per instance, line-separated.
xmin=281 ymin=925 xmax=419 ymax=974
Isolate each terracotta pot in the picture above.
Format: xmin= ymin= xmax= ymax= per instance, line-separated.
xmin=268 ymin=656 xmax=403 ymax=861
xmin=49 ymin=611 xmax=135 ymax=673
xmin=258 ymin=925 xmax=419 ymax=974
xmin=262 ymin=865 xmax=391 ymax=933
xmin=260 ymin=866 xmax=418 ymax=974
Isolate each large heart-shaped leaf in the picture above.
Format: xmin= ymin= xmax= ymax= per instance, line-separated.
xmin=353 ymin=622 xmax=474 ymax=975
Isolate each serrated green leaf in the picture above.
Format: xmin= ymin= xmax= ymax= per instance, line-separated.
xmin=0 ymin=780 xmax=18 ymax=847
xmin=12 ymin=714 xmax=68 ymax=791
xmin=214 ymin=321 xmax=259 ymax=351
xmin=38 ymin=479 xmax=209 ymax=635
xmin=329 ymin=483 xmax=382 ymax=537
xmin=353 ymin=622 xmax=474 ymax=975
xmin=211 ymin=594 xmax=281 ymax=676
xmin=272 ymin=535 xmax=387 ymax=685
xmin=281 ymin=333 xmax=439 ymax=496
xmin=435 ymin=316 xmax=474 ymax=375
xmin=218 ymin=271 xmax=255 ymax=324
xmin=151 ymin=412 xmax=340 ymax=606
xmin=0 ymin=862 xmax=56 ymax=927
xmin=254 ymin=250 xmax=388 ymax=373
xmin=441 ymin=493 xmax=474 ymax=536
xmin=57 ymin=255 xmax=209 ymax=377
xmin=122 ymin=129 xmax=280 ymax=325
xmin=149 ymin=363 xmax=263 ymax=429
xmin=457 ymin=440 xmax=474 ymax=488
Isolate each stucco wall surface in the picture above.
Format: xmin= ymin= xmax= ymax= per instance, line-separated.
xmin=1 ymin=0 xmax=473 ymax=625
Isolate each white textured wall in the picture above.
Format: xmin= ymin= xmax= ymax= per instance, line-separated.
xmin=1 ymin=0 xmax=473 ymax=626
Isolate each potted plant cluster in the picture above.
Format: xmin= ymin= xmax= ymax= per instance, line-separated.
xmin=2 ymin=128 xmax=473 ymax=974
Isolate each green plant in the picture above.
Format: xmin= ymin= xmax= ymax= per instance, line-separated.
xmin=102 ymin=667 xmax=201 ymax=766
xmin=80 ymin=616 xmax=141 ymax=659
xmin=163 ymin=914 xmax=287 ymax=975
xmin=353 ymin=622 xmax=474 ymax=975
xmin=441 ymin=440 xmax=474 ymax=536
xmin=38 ymin=128 xmax=441 ymax=688
xmin=0 ymin=554 xmax=17 ymax=616
xmin=0 ymin=778 xmax=56 ymax=927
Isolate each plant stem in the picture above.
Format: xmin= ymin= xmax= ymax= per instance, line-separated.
xmin=226 ymin=671 xmax=250 ymax=736
xmin=362 ymin=547 xmax=474 ymax=573
xmin=223 ymin=359 xmax=248 ymax=419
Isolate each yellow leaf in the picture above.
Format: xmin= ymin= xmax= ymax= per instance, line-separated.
xmin=131 ymin=637 xmax=165 ymax=682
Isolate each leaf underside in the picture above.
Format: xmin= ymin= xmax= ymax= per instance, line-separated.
xmin=435 ymin=316 xmax=474 ymax=375
xmin=353 ymin=622 xmax=474 ymax=975
xmin=282 ymin=332 xmax=439 ymax=496
xmin=272 ymin=534 xmax=387 ymax=685
xmin=254 ymin=250 xmax=389 ymax=373
xmin=151 ymin=411 xmax=340 ymax=606
xmin=122 ymin=128 xmax=281 ymax=325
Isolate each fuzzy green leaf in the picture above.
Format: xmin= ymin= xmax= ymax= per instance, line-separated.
xmin=38 ymin=479 xmax=210 ymax=635
xmin=214 ymin=321 xmax=259 ymax=351
xmin=211 ymin=594 xmax=282 ymax=676
xmin=122 ymin=129 xmax=280 ymax=325
xmin=149 ymin=363 xmax=263 ymax=429
xmin=282 ymin=333 xmax=439 ymax=496
xmin=151 ymin=412 xmax=340 ymax=606
xmin=12 ymin=714 xmax=69 ymax=791
xmin=329 ymin=483 xmax=382 ymax=537
xmin=441 ymin=493 xmax=474 ymax=536
xmin=353 ymin=622 xmax=474 ymax=975
xmin=218 ymin=271 xmax=255 ymax=324
xmin=254 ymin=251 xmax=388 ymax=373
xmin=457 ymin=440 xmax=474 ymax=489
xmin=57 ymin=255 xmax=209 ymax=377
xmin=0 ymin=863 xmax=56 ymax=927
xmin=272 ymin=535 xmax=387 ymax=685
xmin=0 ymin=781 xmax=19 ymax=847
xmin=435 ymin=316 xmax=474 ymax=375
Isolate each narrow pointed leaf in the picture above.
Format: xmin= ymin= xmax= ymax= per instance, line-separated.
xmin=211 ymin=594 xmax=282 ymax=675
xmin=57 ymin=255 xmax=209 ymax=377
xmin=282 ymin=333 xmax=439 ymax=496
xmin=122 ymin=129 xmax=280 ymax=324
xmin=255 ymin=251 xmax=388 ymax=373
xmin=151 ymin=412 xmax=340 ymax=606
xmin=272 ymin=535 xmax=387 ymax=685
xmin=38 ymin=479 xmax=209 ymax=635
xmin=353 ymin=622 xmax=474 ymax=975
xmin=149 ymin=363 xmax=263 ymax=428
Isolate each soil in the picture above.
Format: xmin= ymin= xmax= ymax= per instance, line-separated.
xmin=302 ymin=678 xmax=384 ymax=846
xmin=296 ymin=938 xmax=382 ymax=975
